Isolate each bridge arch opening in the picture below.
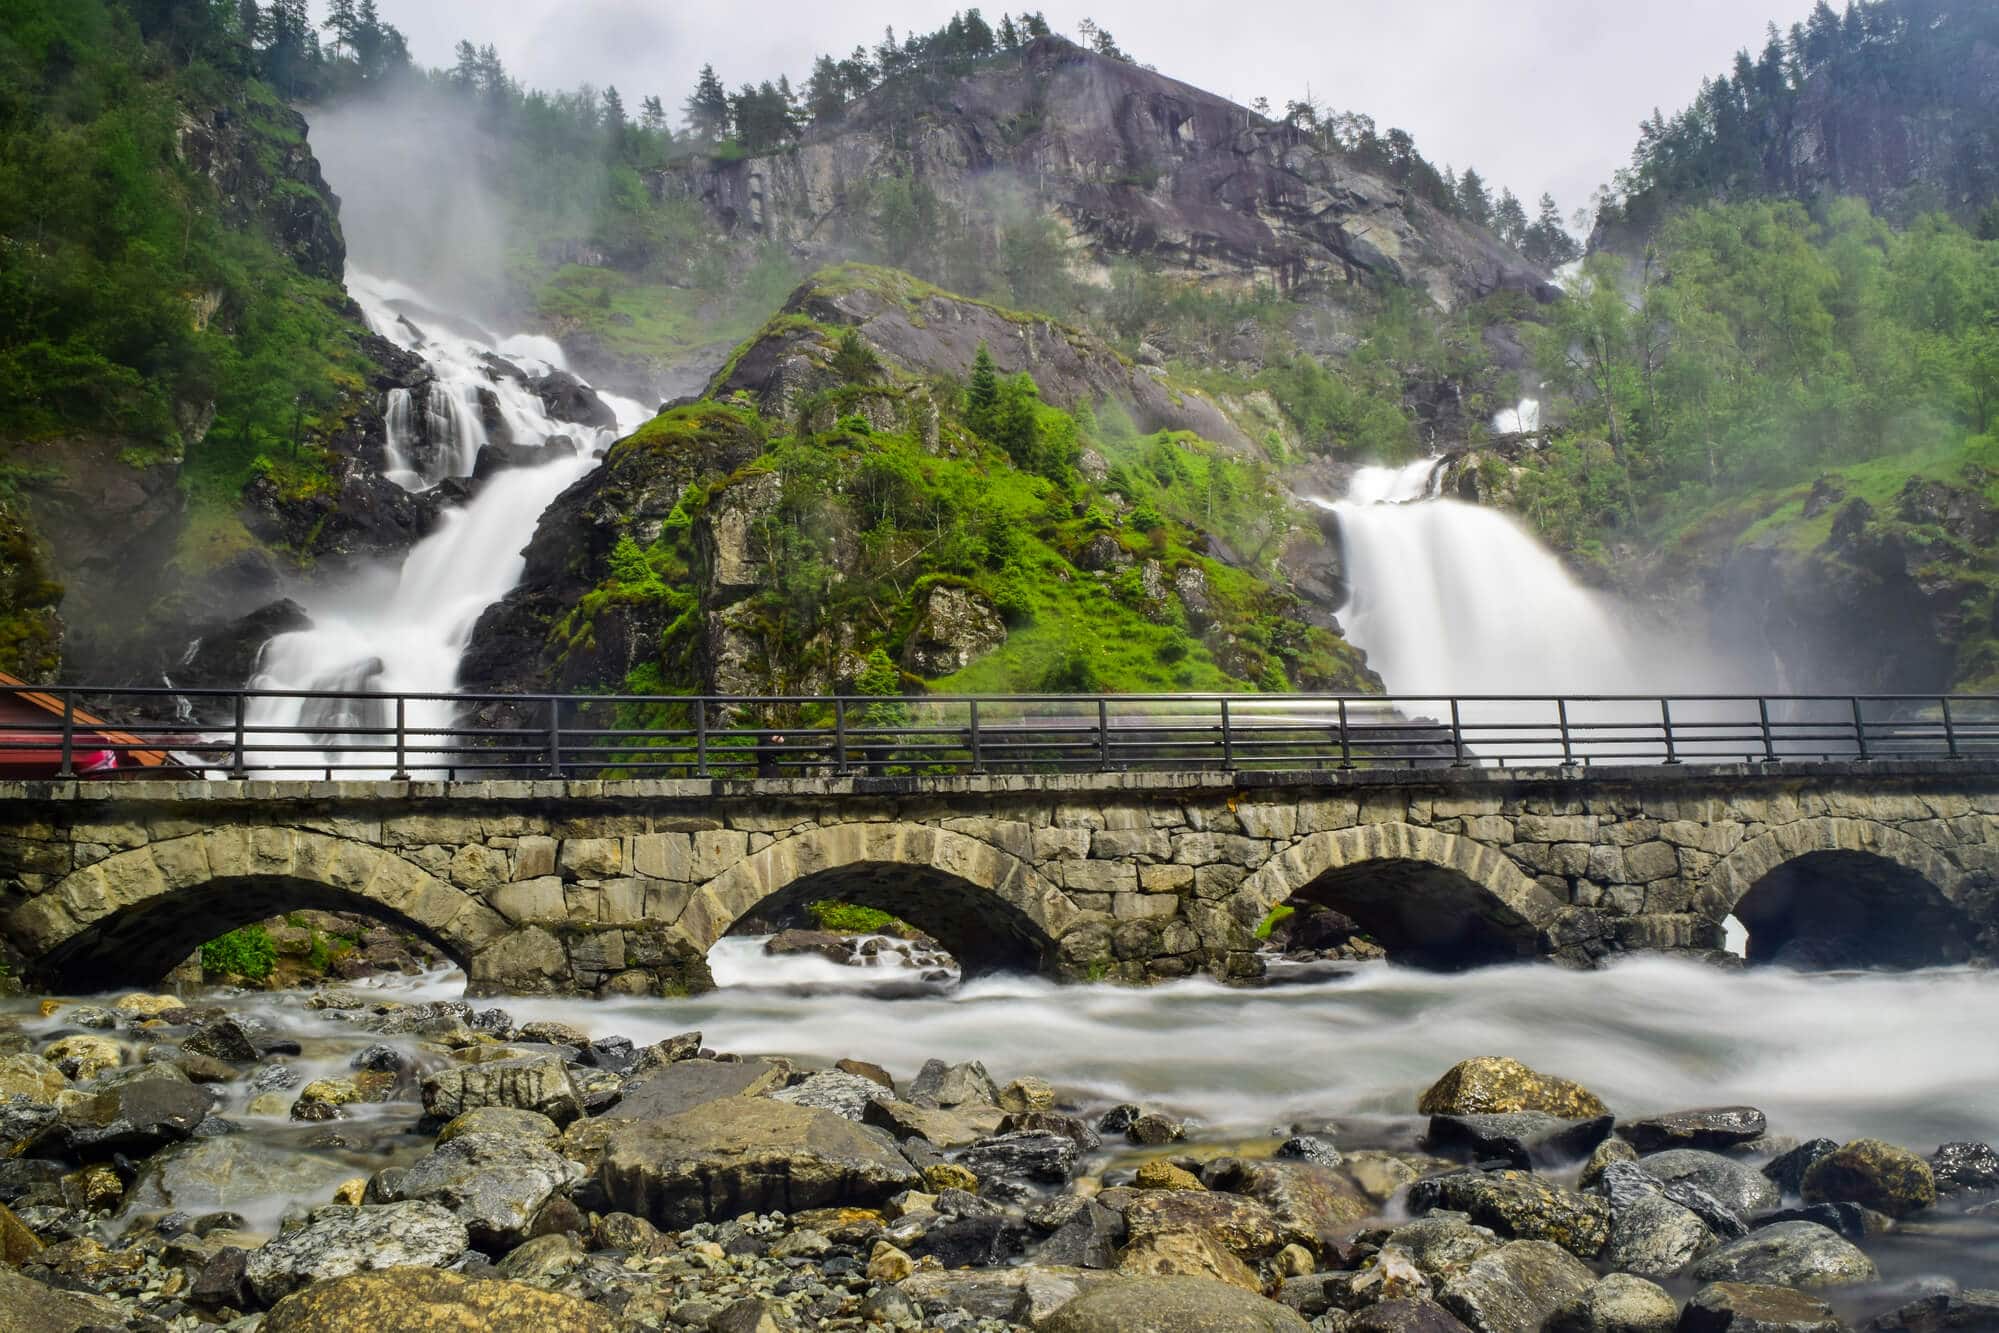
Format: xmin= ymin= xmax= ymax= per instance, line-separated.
xmin=681 ymin=824 xmax=1072 ymax=985
xmin=35 ymin=876 xmax=472 ymax=993
xmin=1730 ymin=849 xmax=1972 ymax=970
xmin=1278 ymin=858 xmax=1544 ymax=970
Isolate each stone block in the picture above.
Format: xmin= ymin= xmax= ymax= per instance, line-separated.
xmin=1433 ymin=795 xmax=1504 ymax=819
xmin=1158 ymin=922 xmax=1199 ymax=955
xmin=1358 ymin=793 xmax=1406 ymax=825
xmin=690 ymin=830 xmax=750 ymax=879
xmin=1172 ymin=833 xmax=1221 ymax=866
xmin=595 ymin=878 xmax=650 ymax=924
xmin=1235 ymin=804 xmax=1296 ymax=840
xmin=1624 ymin=841 xmax=1680 ymax=884
xmin=557 ymin=838 xmax=623 ymax=880
xmin=1587 ymin=845 xmax=1628 ymax=884
xmin=1193 ymin=864 xmax=1246 ymax=900
xmin=492 ymin=878 xmax=566 ymax=926
xmin=448 ymin=844 xmax=511 ymax=892
xmin=643 ymin=880 xmax=694 ymax=922
xmin=1517 ymin=814 xmax=1599 ymax=843
xmin=1065 ymin=861 xmax=1139 ymax=893
xmin=68 ymin=821 xmax=147 ymax=850
xmin=1091 ymin=829 xmax=1172 ymax=862
xmin=1112 ymin=892 xmax=1178 ymax=922
xmin=1137 ymin=864 xmax=1195 ymax=893
xmin=1053 ymin=804 xmax=1107 ymax=831
xmin=1464 ymin=815 xmax=1515 ymax=844
xmin=513 ymin=836 xmax=558 ymax=881
xmin=1032 ymin=828 xmax=1092 ymax=861
xmin=631 ymin=833 xmax=693 ymax=882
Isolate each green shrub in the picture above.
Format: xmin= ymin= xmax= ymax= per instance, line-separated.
xmin=201 ymin=925 xmax=277 ymax=980
xmin=807 ymin=900 xmax=918 ymax=937
xmin=1254 ymin=904 xmax=1295 ymax=940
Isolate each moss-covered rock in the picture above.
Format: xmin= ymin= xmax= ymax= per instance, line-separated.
xmin=1417 ymin=1057 xmax=1610 ymax=1119
xmin=1801 ymin=1139 xmax=1938 ymax=1219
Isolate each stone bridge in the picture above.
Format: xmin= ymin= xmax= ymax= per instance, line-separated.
xmin=3 ymin=760 xmax=1997 ymax=995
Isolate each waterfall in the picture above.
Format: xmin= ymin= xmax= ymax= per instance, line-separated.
xmin=1492 ymin=397 xmax=1541 ymax=434
xmin=238 ymin=268 xmax=650 ymax=777
xmin=1320 ymin=457 xmax=1642 ymax=696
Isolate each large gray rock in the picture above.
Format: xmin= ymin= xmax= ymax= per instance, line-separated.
xmin=1801 ymin=1139 xmax=1938 ymax=1219
xmin=29 ymin=1070 xmax=211 ymax=1158
xmin=908 ymin=1059 xmax=1000 ymax=1109
xmin=1202 ymin=1157 xmax=1376 ymax=1250
xmin=1546 ymin=1273 xmax=1679 ymax=1333
xmin=901 ymin=584 xmax=1007 ymax=676
xmin=596 ymin=1097 xmax=918 ymax=1228
xmin=1436 ymin=1239 xmax=1596 ymax=1333
xmin=1040 ymin=1275 xmax=1310 ymax=1332
xmin=372 ymin=1132 xmax=581 ymax=1251
xmin=956 ymin=1131 xmax=1078 ymax=1195
xmin=1687 ymin=1221 xmax=1878 ymax=1289
xmin=772 ymin=1070 xmax=889 ymax=1120
xmin=1427 ymin=1112 xmax=1614 ymax=1169
xmin=121 ymin=1135 xmax=357 ymax=1223
xmin=1928 ymin=1143 xmax=1999 ymax=1196
xmin=601 ymin=1057 xmax=787 ymax=1121
xmin=1405 ymin=1170 xmax=1610 ymax=1259
xmin=420 ymin=1054 xmax=580 ymax=1125
xmin=1349 ymin=1300 xmax=1478 ymax=1333
xmin=1617 ymin=1109 xmax=1768 ymax=1154
xmin=1679 ymin=1282 xmax=1841 ymax=1333
xmin=1382 ymin=1212 xmax=1502 ymax=1281
xmin=1762 ymin=1139 xmax=1840 ymax=1197
xmin=260 ymin=1267 xmax=611 ymax=1333
xmin=898 ymin=1267 xmax=1114 ymax=1325
xmin=244 ymin=1201 xmax=471 ymax=1303
xmin=1603 ymin=1193 xmax=1718 ymax=1279
xmin=1862 ymin=1290 xmax=1999 ymax=1333
xmin=1599 ymin=1160 xmax=1746 ymax=1240
xmin=1635 ymin=1151 xmax=1780 ymax=1217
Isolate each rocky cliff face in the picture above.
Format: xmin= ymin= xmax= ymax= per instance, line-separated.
xmin=665 ymin=38 xmax=1556 ymax=315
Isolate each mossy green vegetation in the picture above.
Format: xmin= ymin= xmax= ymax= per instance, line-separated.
xmin=806 ymin=901 xmax=920 ymax=937
xmin=0 ymin=1 xmax=382 ymax=495
xmin=201 ymin=925 xmax=277 ymax=981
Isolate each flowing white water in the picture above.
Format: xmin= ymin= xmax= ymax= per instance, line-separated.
xmin=1319 ymin=458 xmax=1644 ymax=696
xmin=238 ymin=269 xmax=649 ymax=775
xmin=1491 ymin=396 xmax=1542 ymax=434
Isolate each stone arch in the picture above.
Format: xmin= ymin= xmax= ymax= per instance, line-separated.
xmin=15 ymin=828 xmax=509 ymax=991
xmin=677 ymin=823 xmax=1080 ymax=977
xmin=1241 ymin=822 xmax=1565 ymax=969
xmin=1706 ymin=817 xmax=1971 ymax=969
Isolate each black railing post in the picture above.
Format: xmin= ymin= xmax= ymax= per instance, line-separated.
xmin=1449 ymin=698 xmax=1468 ymax=767
xmin=1660 ymin=698 xmax=1680 ymax=765
xmin=391 ymin=695 xmax=410 ymax=781
xmin=56 ymin=691 xmax=75 ymax=779
xmin=1943 ymin=696 xmax=1962 ymax=759
xmin=1758 ymin=697 xmax=1778 ymax=763
xmin=1220 ymin=698 xmax=1233 ymax=771
xmin=1556 ymin=698 xmax=1574 ymax=766
xmin=695 ymin=703 xmax=709 ymax=778
xmin=1097 ymin=697 xmax=1111 ymax=771
xmin=546 ymin=697 xmax=564 ymax=779
xmin=1851 ymin=696 xmax=1870 ymax=761
xmin=834 ymin=698 xmax=849 ymax=775
xmin=1337 ymin=697 xmax=1354 ymax=770
xmin=230 ymin=692 xmax=248 ymax=779
xmin=969 ymin=699 xmax=984 ymax=774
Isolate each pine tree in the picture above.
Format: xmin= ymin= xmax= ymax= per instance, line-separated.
xmin=1455 ymin=167 xmax=1492 ymax=226
xmin=684 ymin=64 xmax=729 ymax=141
xmin=1494 ymin=189 xmax=1529 ymax=247
xmin=966 ymin=344 xmax=1000 ymax=433
xmin=806 ymin=55 xmax=845 ymax=121
xmin=997 ymin=13 xmax=1021 ymax=49
xmin=640 ymin=95 xmax=667 ymax=134
xmin=238 ymin=0 xmax=260 ymax=43
xmin=322 ymin=0 xmax=356 ymax=57
xmin=450 ymin=39 xmax=479 ymax=90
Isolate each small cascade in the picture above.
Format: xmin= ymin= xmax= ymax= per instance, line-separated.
xmin=1492 ymin=397 xmax=1541 ymax=435
xmin=239 ymin=268 xmax=648 ymax=776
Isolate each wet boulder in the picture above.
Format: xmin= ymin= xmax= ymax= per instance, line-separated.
xmin=1036 ymin=1199 xmax=1125 ymax=1269
xmin=772 ymin=1070 xmax=890 ymax=1121
xmin=1418 ymin=1058 xmax=1608 ymax=1118
xmin=1802 ymin=1140 xmax=1937 ymax=1219
xmin=1380 ymin=1212 xmax=1502 ymax=1282
xmin=244 ymin=1201 xmax=471 ymax=1303
xmin=1755 ymin=1202 xmax=1893 ymax=1242
xmin=1201 ymin=1157 xmax=1374 ymax=1249
xmin=1349 ymin=1299 xmax=1478 ymax=1333
xmin=1862 ymin=1290 xmax=1999 ymax=1333
xmin=1687 ymin=1220 xmax=1878 ymax=1289
xmin=1041 ymin=1275 xmax=1311 ymax=1332
xmin=370 ymin=1131 xmax=581 ymax=1251
xmin=955 ymin=1130 xmax=1078 ymax=1199
xmin=1117 ymin=1189 xmax=1300 ymax=1291
xmin=595 ymin=1097 xmax=919 ymax=1229
xmin=419 ymin=1053 xmax=580 ymax=1126
xmin=40 ymin=1035 xmax=122 ymax=1082
xmin=1681 ymin=1282 xmax=1842 ymax=1333
xmin=1761 ymin=1139 xmax=1839 ymax=1197
xmin=0 ymin=1266 xmax=132 ymax=1330
xmin=1617 ymin=1108 xmax=1768 ymax=1155
xmin=0 ymin=1055 xmax=66 ymax=1104
xmin=1545 ymin=1273 xmax=1679 ymax=1333
xmin=1405 ymin=1170 xmax=1611 ymax=1259
xmin=909 ymin=1059 xmax=1001 ymax=1109
xmin=1435 ymin=1239 xmax=1596 ymax=1333
xmin=435 ymin=1106 xmax=561 ymax=1145
xmin=1427 ymin=1112 xmax=1615 ymax=1169
xmin=1929 ymin=1142 xmax=1999 ymax=1196
xmin=262 ymin=1266 xmax=611 ymax=1332
xmin=1599 ymin=1160 xmax=1747 ymax=1241
xmin=898 ymin=1267 xmax=1113 ymax=1325
xmin=31 ymin=1070 xmax=211 ymax=1159
xmin=121 ymin=1136 xmax=357 ymax=1223
xmin=600 ymin=1057 xmax=788 ymax=1121
xmin=1635 ymin=1150 xmax=1780 ymax=1216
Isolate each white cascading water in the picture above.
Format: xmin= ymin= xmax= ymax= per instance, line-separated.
xmin=241 ymin=269 xmax=650 ymax=776
xmin=1318 ymin=446 xmax=1645 ymax=696
xmin=1491 ymin=397 xmax=1542 ymax=434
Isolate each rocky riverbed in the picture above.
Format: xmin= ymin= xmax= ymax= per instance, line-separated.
xmin=2 ymin=956 xmax=1998 ymax=1332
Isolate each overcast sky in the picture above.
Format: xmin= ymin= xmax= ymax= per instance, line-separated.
xmin=337 ymin=1 xmax=1816 ymax=221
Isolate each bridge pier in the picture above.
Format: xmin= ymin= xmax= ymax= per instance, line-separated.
xmin=2 ymin=761 xmax=1995 ymax=995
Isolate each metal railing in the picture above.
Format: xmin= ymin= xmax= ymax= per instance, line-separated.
xmin=5 ymin=686 xmax=1999 ymax=782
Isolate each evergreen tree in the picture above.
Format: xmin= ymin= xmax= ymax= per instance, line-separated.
xmin=966 ymin=344 xmax=1000 ymax=434
xmin=450 ymin=39 xmax=479 ymax=90
xmin=1494 ymin=189 xmax=1529 ymax=246
xmin=1455 ymin=167 xmax=1492 ymax=226
xmin=1021 ymin=12 xmax=1051 ymax=38
xmin=322 ymin=0 xmax=356 ymax=57
xmin=684 ymin=64 xmax=729 ymax=141
xmin=997 ymin=13 xmax=1021 ymax=49
xmin=806 ymin=56 xmax=845 ymax=121
xmin=238 ymin=0 xmax=260 ymax=43
xmin=640 ymin=95 xmax=667 ymax=134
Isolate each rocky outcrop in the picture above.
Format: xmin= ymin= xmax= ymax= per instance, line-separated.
xmin=666 ymin=38 xmax=1554 ymax=316
xmin=175 ymin=100 xmax=344 ymax=283
xmin=902 ymin=584 xmax=1007 ymax=676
